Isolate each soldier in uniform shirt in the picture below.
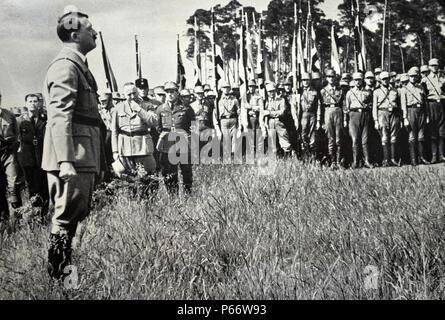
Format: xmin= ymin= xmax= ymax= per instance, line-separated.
xmin=111 ymin=83 xmax=159 ymax=194
xmin=297 ymin=72 xmax=322 ymax=157
xmin=263 ymin=82 xmax=292 ymax=157
xmin=17 ymin=94 xmax=49 ymax=217
xmin=345 ymin=72 xmax=374 ymax=168
xmin=400 ymin=67 xmax=430 ymax=166
xmin=213 ymin=82 xmax=241 ymax=159
xmin=156 ymin=81 xmax=195 ymax=194
xmin=190 ymin=85 xmax=214 ymax=158
xmin=0 ymin=90 xmax=23 ymax=224
xmin=240 ymin=80 xmax=265 ymax=156
xmin=421 ymin=58 xmax=445 ymax=163
xmin=373 ymin=71 xmax=401 ymax=167
xmin=420 ymin=65 xmax=430 ymax=79
xmin=320 ymin=69 xmax=345 ymax=168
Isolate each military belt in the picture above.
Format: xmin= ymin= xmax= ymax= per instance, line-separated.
xmin=407 ymin=104 xmax=423 ymax=108
xmin=118 ymin=129 xmax=149 ymax=137
xmin=220 ymin=115 xmax=237 ymax=119
xmin=350 ymin=108 xmax=370 ymax=113
xmin=72 ymin=113 xmax=102 ymax=127
xmin=324 ymin=104 xmax=340 ymax=108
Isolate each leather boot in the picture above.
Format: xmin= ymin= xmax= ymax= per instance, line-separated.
xmin=352 ymin=146 xmax=360 ymax=169
xmin=48 ymin=232 xmax=73 ymax=280
xmin=409 ymin=142 xmax=417 ymax=166
xmin=418 ymin=141 xmax=430 ymax=165
xmin=431 ymin=139 xmax=438 ymax=164
xmin=382 ymin=144 xmax=390 ymax=167
xmin=363 ymin=145 xmax=374 ymax=169
xmin=440 ymin=137 xmax=445 ymax=162
xmin=337 ymin=146 xmax=344 ymax=168
xmin=390 ymin=143 xmax=401 ymax=167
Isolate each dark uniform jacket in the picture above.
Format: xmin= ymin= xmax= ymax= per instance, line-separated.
xmin=17 ymin=113 xmax=46 ymax=167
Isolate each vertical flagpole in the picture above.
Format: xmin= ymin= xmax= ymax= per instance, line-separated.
xmin=135 ymin=35 xmax=139 ymax=79
xmin=292 ymin=0 xmax=297 ymax=92
xmin=381 ymin=0 xmax=387 ymax=69
xmin=387 ymin=0 xmax=391 ymax=72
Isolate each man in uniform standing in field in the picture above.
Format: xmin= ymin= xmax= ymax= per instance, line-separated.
xmin=263 ymin=82 xmax=291 ymax=157
xmin=373 ymin=71 xmax=402 ymax=167
xmin=422 ymin=58 xmax=445 ymax=163
xmin=157 ymin=81 xmax=195 ymax=194
xmin=401 ymin=68 xmax=430 ymax=166
xmin=345 ymin=72 xmax=374 ymax=169
xmin=42 ymin=10 xmax=105 ymax=280
xmin=320 ymin=70 xmax=345 ymax=168
xmin=17 ymin=94 xmax=49 ymax=218
xmin=0 ymin=90 xmax=23 ymax=225
xmin=213 ymin=81 xmax=241 ymax=161
xmin=298 ymin=72 xmax=321 ymax=158
xmin=111 ymin=83 xmax=159 ymax=193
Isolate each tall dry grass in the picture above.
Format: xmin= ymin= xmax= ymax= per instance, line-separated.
xmin=1 ymin=160 xmax=444 ymax=299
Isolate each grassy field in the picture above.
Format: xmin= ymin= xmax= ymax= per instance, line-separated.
xmin=1 ymin=160 xmax=445 ymax=300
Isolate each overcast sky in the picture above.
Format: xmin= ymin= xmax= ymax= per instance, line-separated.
xmin=0 ymin=0 xmax=341 ymax=108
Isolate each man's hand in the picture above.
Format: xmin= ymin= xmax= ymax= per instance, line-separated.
xmin=130 ymin=100 xmax=142 ymax=113
xmin=426 ymin=116 xmax=430 ymax=124
xmin=343 ymin=120 xmax=348 ymax=128
xmin=113 ymin=152 xmax=119 ymax=161
xmin=375 ymin=122 xmax=380 ymax=131
xmin=59 ymin=162 xmax=77 ymax=182
xmin=294 ymin=121 xmax=299 ymax=131
xmin=316 ymin=121 xmax=322 ymax=130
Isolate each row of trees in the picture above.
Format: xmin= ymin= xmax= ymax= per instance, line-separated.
xmin=185 ymin=0 xmax=445 ymax=82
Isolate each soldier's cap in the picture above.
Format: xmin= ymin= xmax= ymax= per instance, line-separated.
xmin=135 ymin=78 xmax=149 ymax=90
xmin=411 ymin=66 xmax=420 ymax=73
xmin=395 ymin=74 xmax=401 ymax=81
xmin=400 ymin=74 xmax=409 ymax=82
xmin=341 ymin=73 xmax=351 ymax=80
xmin=219 ymin=81 xmax=231 ymax=88
xmin=408 ymin=67 xmax=419 ymax=76
xmin=380 ymin=71 xmax=390 ymax=80
xmin=194 ymin=86 xmax=204 ymax=94
xmin=180 ymin=89 xmax=191 ymax=96
xmin=283 ymin=78 xmax=292 ymax=85
xmin=232 ymin=84 xmax=239 ymax=89
xmin=325 ymin=69 xmax=336 ymax=77
xmin=203 ymin=84 xmax=212 ymax=91
xmin=420 ymin=65 xmax=430 ymax=73
xmin=153 ymin=86 xmax=166 ymax=95
xmin=390 ymin=71 xmax=397 ymax=77
xmin=247 ymin=79 xmax=257 ymax=87
xmin=207 ymin=90 xmax=217 ymax=97
xmin=429 ymin=58 xmax=439 ymax=66
xmin=340 ymin=80 xmax=349 ymax=87
xmin=349 ymin=80 xmax=356 ymax=87
xmin=352 ymin=72 xmax=363 ymax=80
xmin=265 ymin=82 xmax=277 ymax=92
xmin=164 ymin=81 xmax=179 ymax=91
xmin=301 ymin=72 xmax=311 ymax=80
xmin=311 ymin=72 xmax=322 ymax=80
xmin=365 ymin=71 xmax=375 ymax=79
xmin=374 ymin=67 xmax=382 ymax=74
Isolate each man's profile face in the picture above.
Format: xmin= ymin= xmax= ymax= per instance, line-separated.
xmin=409 ymin=75 xmax=417 ymax=84
xmin=381 ymin=78 xmax=390 ymax=86
xmin=430 ymin=65 xmax=439 ymax=73
xmin=302 ymin=79 xmax=310 ymax=88
xmin=327 ymin=76 xmax=334 ymax=85
xmin=124 ymin=85 xmax=139 ymax=101
xmin=75 ymin=17 xmax=97 ymax=53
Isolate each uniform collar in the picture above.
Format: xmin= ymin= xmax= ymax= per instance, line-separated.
xmin=64 ymin=46 xmax=87 ymax=63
